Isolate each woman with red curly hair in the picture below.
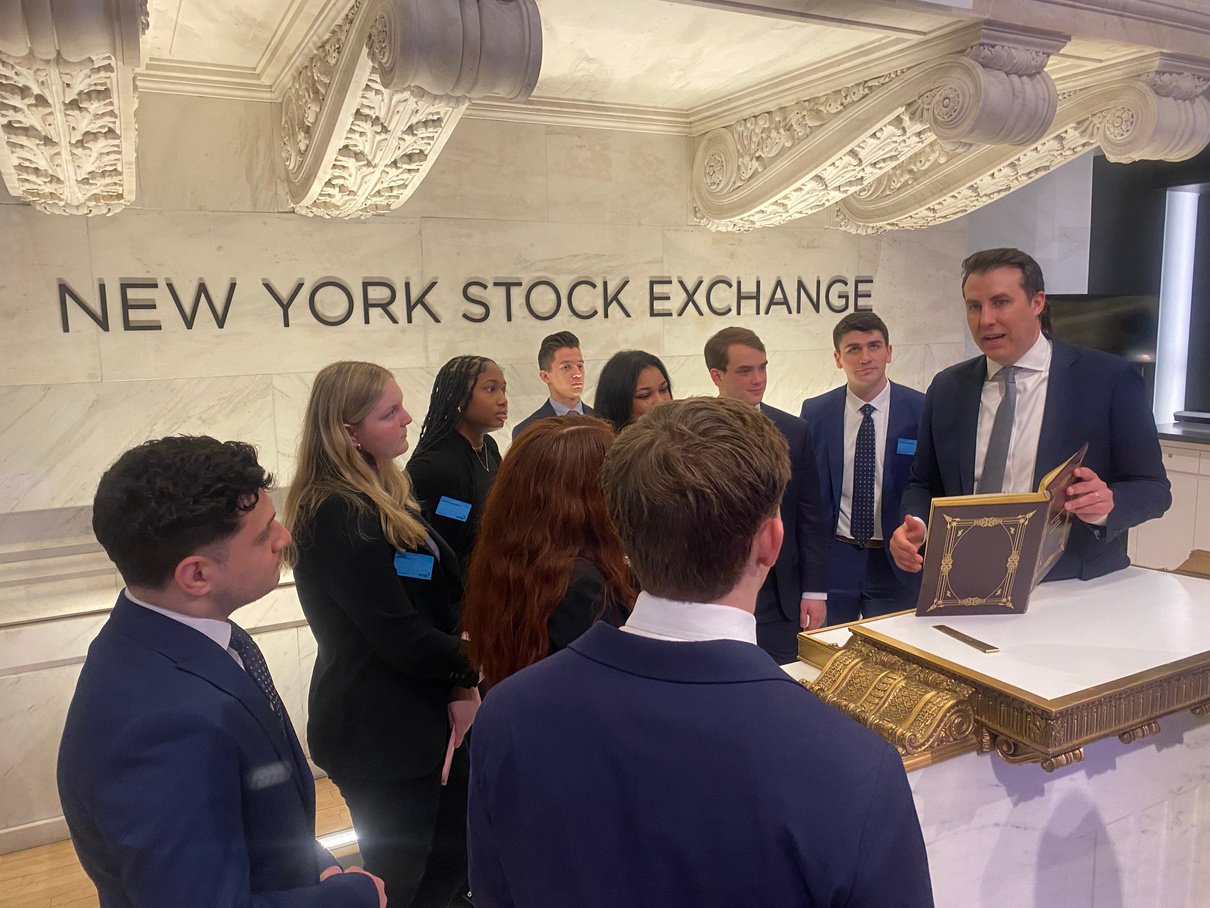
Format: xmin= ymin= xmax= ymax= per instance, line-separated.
xmin=463 ymin=414 xmax=635 ymax=688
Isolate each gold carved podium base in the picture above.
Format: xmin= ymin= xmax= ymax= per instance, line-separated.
xmin=803 ymin=626 xmax=1210 ymax=773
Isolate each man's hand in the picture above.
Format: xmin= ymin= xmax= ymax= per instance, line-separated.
xmin=1065 ymin=466 xmax=1114 ymax=522
xmin=319 ymin=865 xmax=343 ymax=882
xmin=800 ymin=597 xmax=826 ymax=631
xmin=890 ymin=515 xmax=927 ymax=572
xmin=347 ymin=867 xmax=387 ymax=908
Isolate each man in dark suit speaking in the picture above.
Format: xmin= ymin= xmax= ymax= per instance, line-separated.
xmin=58 ymin=436 xmax=384 ymax=908
xmin=467 ymin=398 xmax=933 ymax=907
xmin=891 ymin=247 xmax=1170 ymax=579
xmin=705 ymin=327 xmax=829 ymax=660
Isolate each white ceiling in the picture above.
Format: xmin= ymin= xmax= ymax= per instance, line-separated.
xmin=133 ymin=0 xmax=1208 ymax=125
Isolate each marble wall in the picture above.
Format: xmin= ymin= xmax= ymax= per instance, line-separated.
xmin=0 ymin=90 xmax=988 ymax=852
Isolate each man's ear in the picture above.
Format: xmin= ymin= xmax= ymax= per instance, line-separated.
xmin=753 ymin=515 xmax=784 ymax=569
xmin=172 ymin=554 xmax=214 ymax=598
xmin=708 ymin=367 xmax=725 ymax=391
xmin=833 ymin=350 xmax=843 ymax=370
xmin=538 ymin=369 xmax=553 ymax=389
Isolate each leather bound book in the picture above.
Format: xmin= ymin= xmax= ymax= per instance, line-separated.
xmin=916 ymin=444 xmax=1088 ymax=616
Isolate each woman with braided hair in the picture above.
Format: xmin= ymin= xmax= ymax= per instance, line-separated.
xmin=407 ymin=355 xmax=508 ymax=568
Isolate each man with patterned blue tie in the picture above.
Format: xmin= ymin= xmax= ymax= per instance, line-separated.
xmin=801 ymin=312 xmax=925 ymax=624
xmin=58 ymin=436 xmax=384 ymax=908
xmin=891 ymin=248 xmax=1171 ymax=579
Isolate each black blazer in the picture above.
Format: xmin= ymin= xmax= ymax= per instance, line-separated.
xmin=760 ymin=402 xmax=829 ymax=619
xmin=547 ymin=559 xmax=627 ymax=655
xmin=407 ymin=432 xmax=501 ymax=568
xmin=512 ymin=399 xmax=597 ymax=440
xmin=900 ymin=339 xmax=1171 ymax=580
xmin=292 ymin=493 xmax=477 ymax=781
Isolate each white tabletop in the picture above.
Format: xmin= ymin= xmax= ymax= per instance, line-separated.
xmin=807 ymin=567 xmax=1210 ymax=704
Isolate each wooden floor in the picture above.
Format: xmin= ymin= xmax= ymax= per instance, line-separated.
xmin=4 ymin=778 xmax=354 ymax=907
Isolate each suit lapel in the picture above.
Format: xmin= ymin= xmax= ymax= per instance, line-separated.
xmin=1034 ymin=339 xmax=1079 ymax=487
xmin=826 ymin=389 xmax=845 ymax=513
xmin=113 ymin=597 xmax=311 ymax=807
xmin=956 ymin=359 xmax=984 ymax=494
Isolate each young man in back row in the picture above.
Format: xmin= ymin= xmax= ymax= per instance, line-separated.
xmin=801 ymin=312 xmax=926 ymax=623
xmin=512 ymin=330 xmax=595 ymax=439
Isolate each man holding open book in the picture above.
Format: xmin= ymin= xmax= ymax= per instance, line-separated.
xmin=891 ymin=247 xmax=1171 ymax=582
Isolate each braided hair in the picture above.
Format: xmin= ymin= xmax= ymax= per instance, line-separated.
xmin=413 ymin=355 xmax=493 ymax=459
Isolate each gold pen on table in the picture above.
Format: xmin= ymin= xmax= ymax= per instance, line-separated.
xmin=934 ymin=625 xmax=999 ymax=653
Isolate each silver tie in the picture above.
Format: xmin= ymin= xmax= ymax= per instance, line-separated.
xmin=979 ymin=366 xmax=1018 ymax=494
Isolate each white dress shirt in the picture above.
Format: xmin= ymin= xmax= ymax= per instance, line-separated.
xmin=549 ymin=397 xmax=584 ymax=416
xmin=837 ymin=381 xmax=891 ymax=540
xmin=125 ymin=589 xmax=245 ymax=669
xmin=621 ymin=591 xmax=757 ymax=645
xmin=975 ymin=333 xmax=1051 ymax=494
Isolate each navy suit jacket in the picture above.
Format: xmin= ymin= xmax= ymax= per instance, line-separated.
xmin=760 ymin=402 xmax=829 ymax=616
xmin=57 ymin=595 xmax=377 ymax=908
xmin=511 ymin=399 xmax=596 ymax=440
xmin=900 ymin=339 xmax=1171 ymax=580
xmin=468 ymin=622 xmax=933 ymax=907
xmin=801 ymin=381 xmax=925 ymax=583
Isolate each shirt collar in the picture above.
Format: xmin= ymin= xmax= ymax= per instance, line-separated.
xmin=845 ymin=379 xmax=891 ymax=414
xmin=621 ymin=591 xmax=757 ymax=645
xmin=987 ymin=332 xmax=1051 ymax=379
xmin=549 ymin=397 xmax=584 ymax=417
xmin=124 ymin=588 xmax=233 ymax=652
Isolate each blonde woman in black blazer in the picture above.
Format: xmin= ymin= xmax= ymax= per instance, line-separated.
xmin=285 ymin=361 xmax=478 ymax=908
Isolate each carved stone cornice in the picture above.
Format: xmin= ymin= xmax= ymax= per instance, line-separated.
xmin=835 ymin=55 xmax=1210 ymax=233
xmin=691 ymin=23 xmax=1067 ymax=232
xmin=0 ymin=1 xmax=147 ymax=215
xmin=282 ymin=0 xmax=542 ymax=218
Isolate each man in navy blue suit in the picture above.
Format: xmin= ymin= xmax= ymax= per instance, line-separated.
xmin=801 ymin=312 xmax=925 ymax=624
xmin=705 ymin=327 xmax=829 ymax=661
xmin=58 ymin=436 xmax=384 ymax=908
xmin=512 ymin=330 xmax=596 ymax=439
xmin=891 ymin=248 xmax=1170 ymax=579
xmin=468 ymin=398 xmax=933 ymax=908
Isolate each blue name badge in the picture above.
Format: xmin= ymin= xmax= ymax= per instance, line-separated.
xmin=435 ymin=496 xmax=472 ymax=522
xmin=896 ymin=437 xmax=918 ymax=456
xmin=394 ymin=551 xmax=434 ymax=580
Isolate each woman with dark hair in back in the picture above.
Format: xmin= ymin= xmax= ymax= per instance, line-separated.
xmin=462 ymin=414 xmax=635 ymax=688
xmin=407 ymin=355 xmax=508 ymax=567
xmin=593 ymin=350 xmax=673 ymax=433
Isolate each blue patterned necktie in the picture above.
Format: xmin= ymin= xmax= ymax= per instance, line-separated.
xmin=980 ymin=366 xmax=1018 ymax=494
xmin=852 ymin=403 xmax=876 ymax=545
xmin=229 ymin=622 xmax=287 ymax=732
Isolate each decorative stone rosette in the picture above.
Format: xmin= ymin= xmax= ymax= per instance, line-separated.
xmin=0 ymin=0 xmax=147 ymax=215
xmin=837 ymin=56 xmax=1210 ymax=234
xmin=692 ymin=26 xmax=1210 ymax=233
xmin=282 ymin=0 xmax=542 ymax=218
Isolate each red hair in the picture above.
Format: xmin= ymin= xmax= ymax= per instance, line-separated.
xmin=464 ymin=415 xmax=634 ymax=686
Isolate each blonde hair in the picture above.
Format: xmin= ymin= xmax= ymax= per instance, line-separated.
xmin=284 ymin=361 xmax=427 ymax=559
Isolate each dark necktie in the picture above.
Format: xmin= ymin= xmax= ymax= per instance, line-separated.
xmin=228 ymin=622 xmax=287 ymax=732
xmin=852 ymin=403 xmax=876 ymax=545
xmin=979 ymin=366 xmax=1018 ymax=494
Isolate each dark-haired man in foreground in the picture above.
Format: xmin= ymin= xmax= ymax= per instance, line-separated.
xmin=58 ymin=436 xmax=384 ymax=908
xmin=891 ymin=247 xmax=1170 ymax=580
xmin=468 ymin=398 xmax=933 ymax=907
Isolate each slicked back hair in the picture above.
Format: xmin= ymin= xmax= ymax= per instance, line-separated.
xmin=601 ymin=397 xmax=789 ymax=602
xmin=704 ymin=327 xmax=765 ymax=372
xmin=538 ymin=331 xmax=582 ymax=371
xmin=832 ymin=312 xmax=890 ymax=350
xmin=961 ymin=247 xmax=1052 ymax=335
xmin=93 ymin=436 xmax=271 ymax=589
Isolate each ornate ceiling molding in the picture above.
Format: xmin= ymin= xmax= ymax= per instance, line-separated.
xmin=0 ymin=0 xmax=147 ymax=215
xmin=691 ymin=23 xmax=1070 ymax=232
xmin=835 ymin=54 xmax=1210 ymax=233
xmin=281 ymin=0 xmax=542 ymax=218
